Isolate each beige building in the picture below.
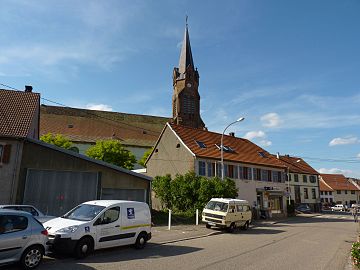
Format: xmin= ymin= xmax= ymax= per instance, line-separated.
xmin=146 ymin=123 xmax=288 ymax=217
xmin=275 ymin=155 xmax=320 ymax=211
xmin=319 ymin=174 xmax=360 ymax=207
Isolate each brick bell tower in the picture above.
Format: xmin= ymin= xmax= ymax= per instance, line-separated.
xmin=172 ymin=20 xmax=205 ymax=129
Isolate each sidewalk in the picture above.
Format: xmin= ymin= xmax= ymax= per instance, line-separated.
xmin=150 ymin=214 xmax=323 ymax=245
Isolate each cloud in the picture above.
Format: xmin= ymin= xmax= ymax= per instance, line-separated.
xmin=261 ymin=113 xmax=282 ymax=128
xmin=329 ymin=136 xmax=359 ymax=146
xmin=318 ymin=168 xmax=353 ymax=176
xmin=85 ymin=103 xmax=113 ymax=111
xmin=244 ymin=131 xmax=266 ymax=140
xmin=357 ymin=153 xmax=360 ymax=159
xmin=243 ymin=131 xmax=272 ymax=147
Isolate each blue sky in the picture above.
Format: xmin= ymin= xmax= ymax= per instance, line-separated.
xmin=1 ymin=0 xmax=359 ymax=177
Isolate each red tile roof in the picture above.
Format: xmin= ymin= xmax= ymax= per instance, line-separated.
xmin=320 ymin=174 xmax=359 ymax=191
xmin=319 ymin=179 xmax=333 ymax=191
xmin=40 ymin=105 xmax=170 ymax=147
xmin=169 ymin=123 xmax=286 ymax=169
xmin=0 ymin=89 xmax=40 ymax=138
xmin=275 ymin=155 xmax=318 ymax=175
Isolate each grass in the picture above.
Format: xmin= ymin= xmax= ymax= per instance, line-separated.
xmin=151 ymin=209 xmax=200 ymax=226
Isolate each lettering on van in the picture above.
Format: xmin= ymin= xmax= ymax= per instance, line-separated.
xmin=127 ymin=208 xmax=135 ymax=219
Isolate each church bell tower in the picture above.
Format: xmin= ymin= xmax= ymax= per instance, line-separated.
xmin=172 ymin=20 xmax=205 ymax=129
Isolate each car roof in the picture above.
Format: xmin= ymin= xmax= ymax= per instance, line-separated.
xmin=210 ymin=198 xmax=249 ymax=204
xmin=0 ymin=209 xmax=34 ymax=217
xmin=0 ymin=204 xmax=38 ymax=208
xmin=83 ymin=200 xmax=147 ymax=207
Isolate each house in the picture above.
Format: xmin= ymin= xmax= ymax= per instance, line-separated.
xmin=319 ymin=179 xmax=334 ymax=207
xmin=319 ymin=174 xmax=360 ymax=207
xmin=1 ymin=88 xmax=152 ymax=216
xmin=40 ymin=105 xmax=170 ymax=168
xmin=274 ymin=154 xmax=320 ymax=211
xmin=146 ymin=123 xmax=288 ymax=217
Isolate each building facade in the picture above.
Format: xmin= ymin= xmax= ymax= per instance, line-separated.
xmin=146 ymin=123 xmax=288 ymax=217
xmin=319 ymin=174 xmax=359 ymax=207
xmin=275 ymin=155 xmax=320 ymax=212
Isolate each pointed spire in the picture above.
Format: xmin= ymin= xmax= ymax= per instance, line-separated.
xmin=178 ymin=17 xmax=194 ymax=74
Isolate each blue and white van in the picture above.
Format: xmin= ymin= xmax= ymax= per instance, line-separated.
xmin=44 ymin=200 xmax=151 ymax=258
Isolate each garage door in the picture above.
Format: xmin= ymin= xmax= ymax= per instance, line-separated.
xmin=23 ymin=169 xmax=99 ymax=216
xmin=101 ymin=188 xmax=147 ymax=202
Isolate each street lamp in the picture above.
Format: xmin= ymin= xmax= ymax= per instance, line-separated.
xmin=221 ymin=117 xmax=245 ymax=180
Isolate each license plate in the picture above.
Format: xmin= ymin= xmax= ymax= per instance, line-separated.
xmin=208 ymin=222 xmax=215 ymax=226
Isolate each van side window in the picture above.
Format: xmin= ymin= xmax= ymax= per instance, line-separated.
xmin=97 ymin=207 xmax=120 ymax=225
xmin=229 ymin=205 xmax=236 ymax=213
xmin=236 ymin=205 xmax=244 ymax=212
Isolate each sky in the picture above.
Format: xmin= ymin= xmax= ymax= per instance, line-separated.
xmin=1 ymin=0 xmax=359 ymax=178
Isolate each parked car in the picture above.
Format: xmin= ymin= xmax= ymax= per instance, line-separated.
xmin=295 ymin=204 xmax=311 ymax=213
xmin=0 ymin=205 xmax=55 ymax=223
xmin=331 ymin=204 xmax=345 ymax=212
xmin=0 ymin=209 xmax=48 ymax=269
xmin=44 ymin=200 xmax=152 ymax=258
xmin=202 ymin=198 xmax=252 ymax=232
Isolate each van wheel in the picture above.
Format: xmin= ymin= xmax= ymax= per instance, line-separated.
xmin=135 ymin=232 xmax=147 ymax=249
xmin=20 ymin=245 xmax=43 ymax=270
xmin=241 ymin=221 xmax=249 ymax=231
xmin=75 ymin=237 xmax=93 ymax=259
xmin=206 ymin=223 xmax=211 ymax=229
xmin=227 ymin=223 xmax=236 ymax=233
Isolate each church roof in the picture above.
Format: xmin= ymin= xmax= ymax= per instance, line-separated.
xmin=0 ymin=89 xmax=40 ymax=138
xmin=40 ymin=105 xmax=170 ymax=147
xmin=178 ymin=24 xmax=194 ymax=74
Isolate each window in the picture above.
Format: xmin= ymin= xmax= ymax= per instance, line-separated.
xmin=337 ymin=190 xmax=341 ymax=194
xmin=227 ymin=165 xmax=234 ymax=178
xmin=309 ymin=176 xmax=316 ymax=183
xmin=233 ymin=166 xmax=239 ymax=179
xmin=253 ymin=168 xmax=261 ymax=181
xmin=261 ymin=169 xmax=268 ymax=181
xmin=288 ymin=174 xmax=292 ymax=181
xmin=330 ymin=198 xmax=333 ymax=202
xmin=325 ymin=198 xmax=328 ymax=202
xmin=345 ymin=190 xmax=348 ymax=194
xmin=243 ymin=167 xmax=250 ymax=180
xmin=351 ymin=190 xmax=355 ymax=194
xmin=267 ymin=170 xmax=272 ymax=182
xmin=0 ymin=215 xmax=28 ymax=234
xmin=236 ymin=205 xmax=243 ymax=212
xmin=0 ymin=144 xmax=11 ymax=164
xmin=278 ymin=172 xmax=282 ymax=183
xmin=325 ymin=191 xmax=328 ymax=195
xmin=258 ymin=151 xmax=267 ymax=158
xmin=321 ymin=198 xmax=324 ymax=202
xmin=195 ymin=140 xmax=206 ymax=148
xmin=294 ymin=174 xmax=299 ymax=182
xmin=207 ymin=162 xmax=214 ymax=177
xmin=312 ymin=188 xmax=316 ymax=199
xmin=96 ymin=207 xmax=120 ymax=225
xmin=198 ymin=161 xmax=206 ymax=176
xmin=272 ymin=171 xmax=278 ymax=182
xmin=320 ymin=191 xmax=323 ymax=195
xmin=304 ymin=188 xmax=309 ymax=199
xmin=303 ymin=175 xmax=307 ymax=183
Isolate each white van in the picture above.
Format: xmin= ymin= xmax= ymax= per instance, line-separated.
xmin=44 ymin=200 xmax=151 ymax=258
xmin=202 ymin=198 xmax=252 ymax=232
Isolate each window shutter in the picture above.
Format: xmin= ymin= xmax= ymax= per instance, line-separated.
xmin=2 ymin=144 xmax=11 ymax=163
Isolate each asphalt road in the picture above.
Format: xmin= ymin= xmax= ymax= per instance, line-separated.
xmin=3 ymin=213 xmax=359 ymax=270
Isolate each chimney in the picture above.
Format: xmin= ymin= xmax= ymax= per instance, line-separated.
xmin=276 ymin=152 xmax=280 ymax=159
xmin=229 ymin=132 xmax=235 ymax=137
xmin=25 ymin=85 xmax=33 ymax=92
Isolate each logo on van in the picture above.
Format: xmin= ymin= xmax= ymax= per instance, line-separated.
xmin=127 ymin=208 xmax=135 ymax=219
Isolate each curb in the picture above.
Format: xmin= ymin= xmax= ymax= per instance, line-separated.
xmin=155 ymin=230 xmax=223 ymax=245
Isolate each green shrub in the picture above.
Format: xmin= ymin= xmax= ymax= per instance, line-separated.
xmin=352 ymin=242 xmax=360 ymax=268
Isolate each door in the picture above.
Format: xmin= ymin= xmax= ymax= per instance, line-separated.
xmin=95 ymin=206 xmax=122 ymax=249
xmin=0 ymin=215 xmax=30 ymax=262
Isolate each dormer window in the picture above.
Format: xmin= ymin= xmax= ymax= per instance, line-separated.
xmin=215 ymin=144 xmax=235 ymax=153
xmin=258 ymin=151 xmax=267 ymax=158
xmin=195 ymin=140 xmax=206 ymax=148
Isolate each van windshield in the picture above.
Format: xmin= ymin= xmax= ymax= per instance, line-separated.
xmin=205 ymin=201 xmax=228 ymax=212
xmin=62 ymin=204 xmax=105 ymax=221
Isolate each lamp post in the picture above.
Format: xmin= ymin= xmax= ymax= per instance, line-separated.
xmin=221 ymin=117 xmax=245 ymax=180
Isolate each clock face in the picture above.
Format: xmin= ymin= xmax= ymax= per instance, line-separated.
xmin=186 ymin=83 xmax=192 ymax=88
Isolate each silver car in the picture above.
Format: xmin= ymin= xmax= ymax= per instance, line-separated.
xmin=0 ymin=210 xmax=48 ymax=269
xmin=0 ymin=205 xmax=55 ymax=223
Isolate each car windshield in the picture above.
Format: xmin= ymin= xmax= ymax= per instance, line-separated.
xmin=205 ymin=201 xmax=228 ymax=212
xmin=62 ymin=204 xmax=105 ymax=221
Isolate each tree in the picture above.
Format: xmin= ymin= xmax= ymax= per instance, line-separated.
xmin=86 ymin=140 xmax=137 ymax=169
xmin=138 ymin=147 xmax=153 ymax=167
xmin=40 ymin=133 xmax=73 ymax=150
xmin=152 ymin=171 xmax=238 ymax=212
